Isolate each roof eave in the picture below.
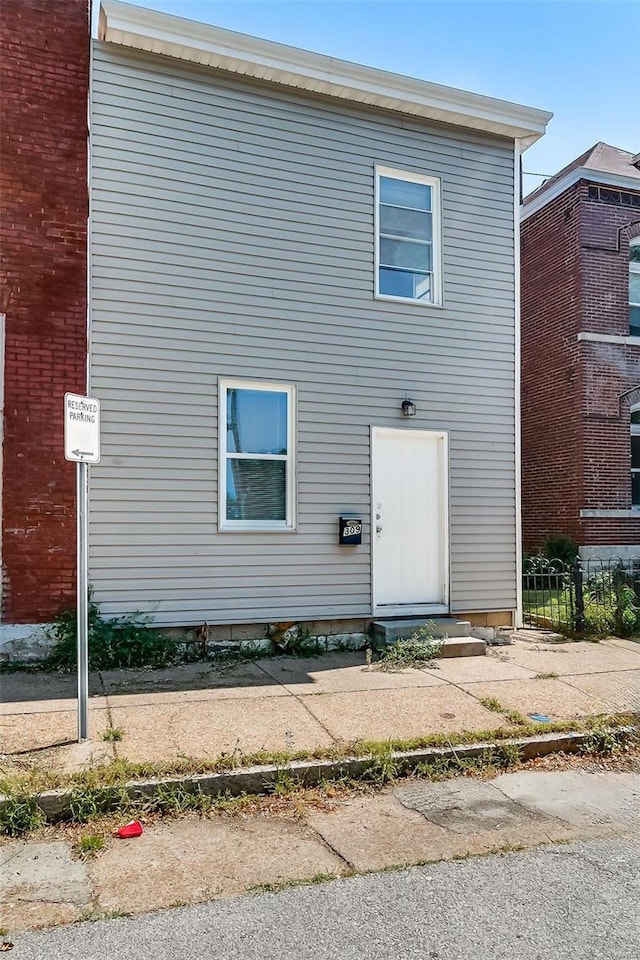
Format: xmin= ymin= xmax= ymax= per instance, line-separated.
xmin=99 ymin=1 xmax=551 ymax=148
xmin=521 ymin=167 xmax=640 ymax=221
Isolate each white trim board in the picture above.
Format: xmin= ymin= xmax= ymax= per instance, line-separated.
xmin=580 ymin=509 xmax=640 ymax=518
xmin=522 ymin=168 xmax=640 ymax=221
xmin=577 ymin=332 xmax=640 ymax=347
xmin=513 ymin=138 xmax=523 ymax=630
xmin=99 ymin=1 xmax=551 ymax=147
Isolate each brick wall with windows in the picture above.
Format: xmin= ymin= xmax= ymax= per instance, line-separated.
xmin=0 ymin=0 xmax=89 ymax=622
xmin=521 ymin=182 xmax=584 ymax=551
xmin=521 ymin=179 xmax=640 ymax=552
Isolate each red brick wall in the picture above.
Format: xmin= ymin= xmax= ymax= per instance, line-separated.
xmin=521 ymin=183 xmax=584 ymax=551
xmin=580 ymin=186 xmax=640 ymax=545
xmin=0 ymin=0 xmax=89 ymax=622
xmin=521 ymin=179 xmax=640 ymax=551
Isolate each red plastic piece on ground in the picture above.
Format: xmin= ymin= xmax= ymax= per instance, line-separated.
xmin=115 ymin=820 xmax=144 ymax=839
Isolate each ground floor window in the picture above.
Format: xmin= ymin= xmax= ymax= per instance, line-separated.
xmin=632 ymin=405 xmax=640 ymax=506
xmin=219 ymin=379 xmax=295 ymax=530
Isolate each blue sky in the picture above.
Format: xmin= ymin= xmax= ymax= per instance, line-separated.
xmin=115 ymin=0 xmax=639 ymax=193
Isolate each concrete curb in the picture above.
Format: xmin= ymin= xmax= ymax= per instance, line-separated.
xmin=2 ymin=725 xmax=636 ymax=824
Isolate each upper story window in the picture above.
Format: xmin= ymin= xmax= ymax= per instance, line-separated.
xmin=632 ymin=405 xmax=640 ymax=507
xmin=375 ymin=167 xmax=442 ymax=306
xmin=219 ymin=380 xmax=296 ymax=531
xmin=630 ymin=238 xmax=640 ymax=337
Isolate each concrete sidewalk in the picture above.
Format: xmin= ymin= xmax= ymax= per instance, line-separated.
xmin=2 ymin=632 xmax=640 ymax=774
xmin=2 ymin=764 xmax=640 ymax=934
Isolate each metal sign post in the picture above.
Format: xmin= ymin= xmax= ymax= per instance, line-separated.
xmin=64 ymin=393 xmax=101 ymax=742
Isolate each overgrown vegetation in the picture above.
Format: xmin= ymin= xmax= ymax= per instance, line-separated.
xmin=1 ymin=714 xmax=636 ymax=837
xmin=0 ymin=794 xmax=45 ymax=836
xmin=44 ymin=592 xmax=180 ymax=671
xmin=374 ymin=625 xmax=444 ymax=671
xmin=523 ymin=552 xmax=640 ymax=635
xmin=580 ymin=724 xmax=636 ymax=756
xmin=540 ymin=534 xmax=579 ymax=567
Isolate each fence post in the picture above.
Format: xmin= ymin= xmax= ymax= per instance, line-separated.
xmin=572 ymin=556 xmax=585 ymax=633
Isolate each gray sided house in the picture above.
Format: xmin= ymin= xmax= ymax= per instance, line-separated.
xmin=90 ymin=1 xmax=551 ymax=644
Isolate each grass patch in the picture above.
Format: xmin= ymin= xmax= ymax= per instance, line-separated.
xmin=248 ymin=871 xmax=346 ymax=895
xmin=0 ymin=794 xmax=45 ymax=837
xmin=522 ymin=588 xmax=568 ymax=626
xmin=78 ymin=834 xmax=106 ymax=858
xmin=480 ymin=696 xmax=504 ymax=713
xmin=504 ymin=710 xmax=529 ymax=727
xmin=102 ymin=727 xmax=124 ymax=743
xmin=534 ymin=672 xmax=559 ymax=680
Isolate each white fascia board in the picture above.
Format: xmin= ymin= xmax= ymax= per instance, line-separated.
xmin=99 ymin=1 xmax=551 ymax=147
xmin=522 ymin=168 xmax=640 ymax=221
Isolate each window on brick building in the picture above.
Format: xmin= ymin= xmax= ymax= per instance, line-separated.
xmin=632 ymin=405 xmax=640 ymax=506
xmin=630 ymin=238 xmax=640 ymax=337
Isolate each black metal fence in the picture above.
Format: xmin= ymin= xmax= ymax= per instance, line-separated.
xmin=523 ymin=555 xmax=640 ymax=635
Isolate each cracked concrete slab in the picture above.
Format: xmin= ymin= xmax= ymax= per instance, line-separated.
xmin=301 ymin=686 xmax=504 ymax=742
xmin=498 ymin=639 xmax=640 ymax=676
xmin=306 ymin=793 xmax=455 ymax=872
xmin=459 ymin=677 xmax=609 ymax=721
xmin=393 ymin=778 xmax=551 ymax=834
xmin=0 ymin=841 xmax=91 ymax=933
xmin=89 ymin=816 xmax=345 ymax=915
xmin=493 ymin=770 xmax=640 ymax=829
xmin=109 ymin=695 xmax=334 ymax=763
xmin=257 ymin=653 xmax=446 ymax=695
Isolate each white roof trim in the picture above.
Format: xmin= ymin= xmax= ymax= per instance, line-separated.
xmin=522 ymin=167 xmax=640 ymax=220
xmin=99 ymin=1 xmax=551 ymax=148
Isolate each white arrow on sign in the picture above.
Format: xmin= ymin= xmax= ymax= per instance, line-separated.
xmin=64 ymin=393 xmax=101 ymax=464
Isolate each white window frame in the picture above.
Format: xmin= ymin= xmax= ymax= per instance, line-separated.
xmin=630 ymin=237 xmax=640 ymax=336
xmin=219 ymin=379 xmax=296 ymax=532
xmin=632 ymin=401 xmax=640 ymax=509
xmin=374 ymin=165 xmax=443 ymax=307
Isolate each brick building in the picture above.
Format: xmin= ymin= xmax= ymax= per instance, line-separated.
xmin=0 ymin=0 xmax=89 ymax=653
xmin=521 ymin=143 xmax=640 ymax=560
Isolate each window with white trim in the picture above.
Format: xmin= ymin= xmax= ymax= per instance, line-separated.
xmin=375 ymin=166 xmax=442 ymax=305
xmin=219 ymin=381 xmax=295 ymax=530
xmin=630 ymin=238 xmax=640 ymax=337
xmin=632 ymin=404 xmax=640 ymax=507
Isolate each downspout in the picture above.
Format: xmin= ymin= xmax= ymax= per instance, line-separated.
xmin=514 ymin=139 xmax=523 ymax=629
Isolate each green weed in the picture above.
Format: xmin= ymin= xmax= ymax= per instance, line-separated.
xmin=68 ymin=785 xmax=125 ymax=823
xmin=248 ymin=871 xmax=343 ymax=895
xmin=0 ymin=795 xmax=45 ymax=837
xmin=375 ymin=625 xmax=444 ymax=672
xmin=480 ymin=697 xmax=503 ymax=713
xmin=580 ymin=725 xmax=635 ymax=756
xmin=78 ymin=834 xmax=106 ymax=858
xmin=102 ymin=727 xmax=124 ymax=743
xmin=45 ymin=590 xmax=179 ymax=671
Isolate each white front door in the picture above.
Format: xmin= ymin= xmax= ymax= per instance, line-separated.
xmin=372 ymin=428 xmax=448 ymax=611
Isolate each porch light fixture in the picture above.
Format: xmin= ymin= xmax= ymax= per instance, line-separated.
xmin=401 ymin=398 xmax=416 ymax=417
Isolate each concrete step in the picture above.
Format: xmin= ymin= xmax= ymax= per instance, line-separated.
xmin=439 ymin=636 xmax=486 ymax=658
xmin=371 ymin=617 xmax=485 ymax=658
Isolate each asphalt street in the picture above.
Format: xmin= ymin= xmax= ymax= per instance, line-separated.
xmin=10 ymin=834 xmax=640 ymax=960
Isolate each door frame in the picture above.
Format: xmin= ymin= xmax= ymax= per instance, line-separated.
xmin=370 ymin=426 xmax=450 ymax=617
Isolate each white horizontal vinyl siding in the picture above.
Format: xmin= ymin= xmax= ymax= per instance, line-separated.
xmin=90 ymin=43 xmax=517 ymax=624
